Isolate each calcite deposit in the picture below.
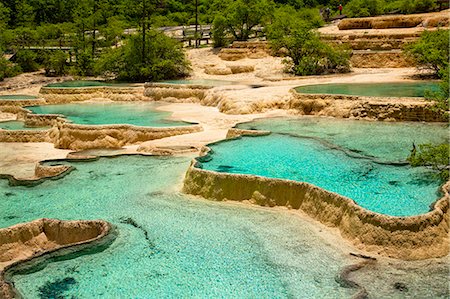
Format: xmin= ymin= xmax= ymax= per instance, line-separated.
xmin=183 ymin=152 xmax=450 ymax=260
xmin=0 ymin=219 xmax=112 ymax=299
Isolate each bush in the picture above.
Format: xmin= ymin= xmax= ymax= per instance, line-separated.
xmin=0 ymin=57 xmax=21 ymax=81
xmin=268 ymin=16 xmax=350 ymax=76
xmin=408 ymin=143 xmax=449 ymax=181
xmin=95 ymin=30 xmax=190 ymax=82
xmin=211 ymin=15 xmax=229 ymax=48
xmin=72 ymin=50 xmax=95 ymax=76
xmin=424 ymin=66 xmax=449 ymax=117
xmin=405 ymin=29 xmax=449 ymax=75
xmin=43 ymin=50 xmax=68 ymax=77
xmin=15 ymin=49 xmax=39 ymax=72
xmin=346 ymin=0 xmax=384 ymax=17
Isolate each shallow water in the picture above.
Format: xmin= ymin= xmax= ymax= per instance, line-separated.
xmin=0 ymin=156 xmax=355 ymax=298
xmin=27 ymin=102 xmax=192 ymax=127
xmin=236 ymin=117 xmax=449 ymax=163
xmin=207 ymin=118 xmax=448 ymax=217
xmin=200 ymin=134 xmax=441 ymax=217
xmin=45 ymin=81 xmax=134 ymax=88
xmin=295 ymin=82 xmax=439 ymax=97
xmin=0 ymin=120 xmax=49 ymax=131
xmin=161 ymin=79 xmax=235 ymax=86
xmin=0 ymin=95 xmax=38 ymax=100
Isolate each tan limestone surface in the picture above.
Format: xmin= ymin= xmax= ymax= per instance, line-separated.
xmin=183 ymin=157 xmax=450 ymax=260
xmin=0 ymin=218 xmax=111 ymax=299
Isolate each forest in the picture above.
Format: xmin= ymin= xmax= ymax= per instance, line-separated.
xmin=0 ymin=0 xmax=445 ymax=81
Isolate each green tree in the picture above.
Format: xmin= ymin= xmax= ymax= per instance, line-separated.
xmin=346 ymin=0 xmax=384 ymax=17
xmin=211 ymin=15 xmax=229 ymax=48
xmin=408 ymin=143 xmax=449 ymax=181
xmin=0 ymin=56 xmax=21 ymax=81
xmin=268 ymin=10 xmax=350 ymax=75
xmin=15 ymin=49 xmax=39 ymax=72
xmin=43 ymin=50 xmax=68 ymax=76
xmin=0 ymin=2 xmax=10 ymax=29
xmin=95 ymin=31 xmax=190 ymax=82
xmin=212 ymin=0 xmax=275 ymax=41
xmin=405 ymin=29 xmax=449 ymax=75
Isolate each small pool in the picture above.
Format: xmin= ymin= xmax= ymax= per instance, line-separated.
xmin=200 ymin=117 xmax=449 ymax=217
xmin=160 ymin=79 xmax=235 ymax=86
xmin=27 ymin=103 xmax=192 ymax=127
xmin=45 ymin=81 xmax=135 ymax=88
xmin=295 ymin=82 xmax=439 ymax=98
xmin=0 ymin=95 xmax=38 ymax=100
xmin=0 ymin=121 xmax=49 ymax=131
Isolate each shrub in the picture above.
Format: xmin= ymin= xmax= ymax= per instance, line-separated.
xmin=211 ymin=15 xmax=229 ymax=48
xmin=346 ymin=0 xmax=384 ymax=17
xmin=72 ymin=50 xmax=95 ymax=76
xmin=408 ymin=143 xmax=449 ymax=181
xmin=0 ymin=57 xmax=21 ymax=81
xmin=95 ymin=30 xmax=190 ymax=82
xmin=405 ymin=29 xmax=449 ymax=75
xmin=43 ymin=50 xmax=68 ymax=77
xmin=15 ymin=49 xmax=39 ymax=72
xmin=268 ymin=17 xmax=350 ymax=76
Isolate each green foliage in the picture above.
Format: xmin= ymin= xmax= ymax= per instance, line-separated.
xmin=95 ymin=31 xmax=190 ymax=82
xmin=424 ymin=66 xmax=449 ymax=117
xmin=0 ymin=57 xmax=21 ymax=81
xmin=268 ymin=11 xmax=350 ymax=75
xmin=346 ymin=0 xmax=383 ymax=17
xmin=15 ymin=49 xmax=39 ymax=72
xmin=43 ymin=50 xmax=68 ymax=76
xmin=212 ymin=0 xmax=275 ymax=41
xmin=73 ymin=50 xmax=95 ymax=76
xmin=345 ymin=0 xmax=438 ymax=17
xmin=211 ymin=15 xmax=229 ymax=48
xmin=405 ymin=29 xmax=449 ymax=75
xmin=408 ymin=143 xmax=449 ymax=181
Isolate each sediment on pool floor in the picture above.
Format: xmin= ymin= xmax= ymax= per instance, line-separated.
xmin=0 ymin=218 xmax=114 ymax=299
xmin=183 ymin=153 xmax=450 ymax=260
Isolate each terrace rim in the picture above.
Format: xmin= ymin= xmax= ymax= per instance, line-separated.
xmin=183 ymin=137 xmax=449 ymax=260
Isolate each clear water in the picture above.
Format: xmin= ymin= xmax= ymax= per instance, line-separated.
xmin=0 ymin=95 xmax=38 ymax=100
xmin=27 ymin=103 xmax=192 ymax=127
xmin=295 ymin=82 xmax=439 ymax=97
xmin=0 ymin=120 xmax=49 ymax=131
xmin=201 ymin=117 xmax=449 ymax=217
xmin=200 ymin=134 xmax=441 ymax=217
xmin=45 ymin=81 xmax=135 ymax=88
xmin=160 ymin=79 xmax=235 ymax=86
xmin=236 ymin=117 xmax=449 ymax=163
xmin=0 ymin=156 xmax=355 ymax=298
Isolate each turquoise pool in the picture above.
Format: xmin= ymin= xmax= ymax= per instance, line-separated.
xmin=27 ymin=103 xmax=192 ymax=127
xmin=1 ymin=156 xmax=447 ymax=298
xmin=295 ymin=82 xmax=439 ymax=98
xmin=200 ymin=117 xmax=449 ymax=217
xmin=0 ymin=156 xmax=354 ymax=298
xmin=45 ymin=81 xmax=135 ymax=88
xmin=160 ymin=79 xmax=235 ymax=86
xmin=0 ymin=95 xmax=38 ymax=100
xmin=236 ymin=117 xmax=449 ymax=163
xmin=0 ymin=121 xmax=49 ymax=131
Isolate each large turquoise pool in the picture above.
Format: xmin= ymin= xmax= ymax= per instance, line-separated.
xmin=200 ymin=117 xmax=449 ymax=217
xmin=45 ymin=81 xmax=135 ymax=88
xmin=0 ymin=156 xmax=354 ymax=298
xmin=27 ymin=103 xmax=192 ymax=127
xmin=295 ymin=82 xmax=439 ymax=97
xmin=1 ymin=156 xmax=447 ymax=298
